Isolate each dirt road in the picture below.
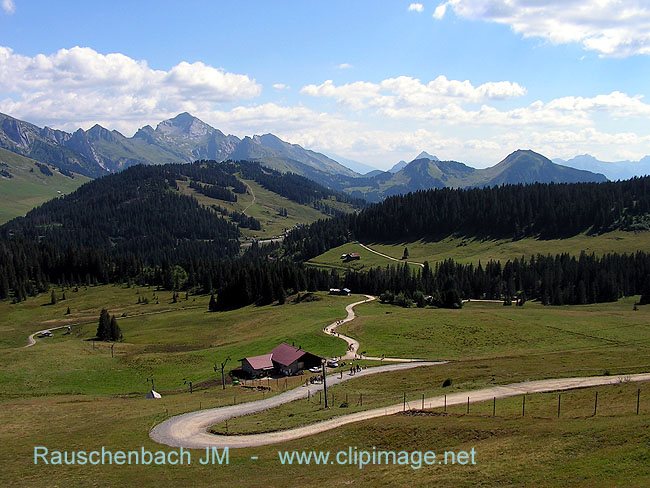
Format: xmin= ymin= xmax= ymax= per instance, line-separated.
xmin=150 ymin=372 xmax=650 ymax=449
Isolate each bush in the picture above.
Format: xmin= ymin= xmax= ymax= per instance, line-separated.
xmin=442 ymin=378 xmax=452 ymax=387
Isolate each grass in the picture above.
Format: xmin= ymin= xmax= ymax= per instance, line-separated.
xmin=0 ymin=148 xmax=90 ymax=224
xmin=2 ymin=378 xmax=650 ymax=487
xmin=340 ymin=297 xmax=650 ymax=360
xmin=366 ymin=231 xmax=650 ymax=265
xmin=3 ymin=286 xmax=650 ymax=486
xmin=177 ymin=177 xmax=353 ymax=240
xmin=308 ymin=231 xmax=650 ymax=271
xmin=308 ymin=242 xmax=422 ymax=273
xmin=0 ymin=287 xmax=363 ymax=396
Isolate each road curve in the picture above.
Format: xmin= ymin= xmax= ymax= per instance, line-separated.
xmin=150 ymin=361 xmax=444 ymax=449
xmin=323 ymin=295 xmax=423 ymax=362
xmin=357 ymin=242 xmax=425 ymax=268
xmin=24 ymin=325 xmax=69 ymax=348
xmin=151 ymin=372 xmax=650 ymax=449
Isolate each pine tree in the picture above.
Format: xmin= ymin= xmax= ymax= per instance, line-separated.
xmin=208 ymin=294 xmax=218 ymax=312
xmin=50 ymin=290 xmax=57 ymax=305
xmin=109 ymin=315 xmax=122 ymax=341
xmin=96 ymin=309 xmax=110 ymax=341
xmin=65 ymin=307 xmax=71 ymax=315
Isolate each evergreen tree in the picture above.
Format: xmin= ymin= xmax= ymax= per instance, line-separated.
xmin=50 ymin=290 xmax=56 ymax=305
xmin=96 ymin=309 xmax=110 ymax=341
xmin=109 ymin=315 xmax=122 ymax=342
xmin=208 ymin=294 xmax=218 ymax=312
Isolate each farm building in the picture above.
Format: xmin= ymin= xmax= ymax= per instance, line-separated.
xmin=329 ymin=288 xmax=351 ymax=296
xmin=241 ymin=353 xmax=274 ymax=378
xmin=341 ymin=253 xmax=361 ymax=261
xmin=240 ymin=343 xmax=322 ymax=377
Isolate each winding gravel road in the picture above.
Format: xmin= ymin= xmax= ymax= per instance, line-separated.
xmin=323 ymin=295 xmax=423 ymax=362
xmin=148 ymin=294 xmax=650 ymax=450
xmin=150 ymin=361 xmax=444 ymax=449
xmin=151 ymin=372 xmax=650 ymax=449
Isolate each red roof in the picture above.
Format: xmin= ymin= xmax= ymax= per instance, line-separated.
xmin=349 ymin=253 xmax=361 ymax=258
xmin=244 ymin=353 xmax=274 ymax=370
xmin=270 ymin=343 xmax=307 ymax=367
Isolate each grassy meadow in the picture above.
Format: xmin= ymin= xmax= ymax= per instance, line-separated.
xmin=2 ymin=285 xmax=650 ymax=487
xmin=308 ymin=231 xmax=650 ymax=271
xmin=177 ymin=177 xmax=351 ymax=240
xmin=0 ymin=148 xmax=90 ymax=224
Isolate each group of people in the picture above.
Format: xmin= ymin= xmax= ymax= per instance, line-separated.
xmin=349 ymin=364 xmax=362 ymax=376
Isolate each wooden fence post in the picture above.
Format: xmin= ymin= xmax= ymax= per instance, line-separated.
xmin=557 ymin=394 xmax=561 ymax=418
xmin=594 ymin=391 xmax=598 ymax=416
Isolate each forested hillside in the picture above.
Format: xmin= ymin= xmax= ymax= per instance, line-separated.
xmin=2 ymin=169 xmax=650 ymax=309
xmin=284 ymin=177 xmax=650 ymax=261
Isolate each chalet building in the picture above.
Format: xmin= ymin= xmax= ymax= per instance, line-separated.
xmin=240 ymin=343 xmax=322 ymax=378
xmin=341 ymin=253 xmax=361 ymax=261
xmin=241 ymin=354 xmax=274 ymax=378
xmin=329 ymin=288 xmax=351 ymax=296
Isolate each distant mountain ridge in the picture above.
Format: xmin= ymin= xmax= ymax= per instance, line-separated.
xmin=0 ymin=112 xmax=358 ymax=182
xmin=553 ymin=154 xmax=650 ymax=181
xmin=341 ymin=150 xmax=608 ymax=202
xmin=0 ymin=112 xmax=609 ymax=203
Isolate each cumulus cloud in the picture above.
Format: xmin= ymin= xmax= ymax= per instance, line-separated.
xmin=272 ymin=83 xmax=290 ymax=90
xmin=0 ymin=46 xmax=261 ymax=132
xmin=301 ymin=75 xmax=526 ymax=110
xmin=433 ymin=0 xmax=650 ymax=57
xmin=433 ymin=3 xmax=447 ymax=19
xmin=336 ymin=63 xmax=353 ymax=70
xmin=1 ymin=0 xmax=15 ymax=14
xmin=408 ymin=3 xmax=424 ymax=12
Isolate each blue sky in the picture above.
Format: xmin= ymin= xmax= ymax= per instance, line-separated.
xmin=1 ymin=0 xmax=650 ymax=169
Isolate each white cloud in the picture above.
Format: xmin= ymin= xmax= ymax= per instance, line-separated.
xmin=1 ymin=0 xmax=15 ymax=14
xmin=301 ymin=75 xmax=526 ymax=110
xmin=336 ymin=63 xmax=353 ymax=69
xmin=433 ymin=0 xmax=650 ymax=57
xmin=408 ymin=3 xmax=424 ymax=13
xmin=0 ymin=46 xmax=261 ymax=132
xmin=272 ymin=83 xmax=290 ymax=90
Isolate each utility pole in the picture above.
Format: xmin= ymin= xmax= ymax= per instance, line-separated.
xmin=322 ymin=361 xmax=329 ymax=408
xmin=214 ymin=357 xmax=231 ymax=390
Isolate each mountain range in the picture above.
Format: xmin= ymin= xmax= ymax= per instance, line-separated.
xmin=342 ymin=149 xmax=607 ymax=202
xmin=0 ymin=111 xmax=609 ymax=203
xmin=553 ymin=154 xmax=650 ymax=181
xmin=0 ymin=112 xmax=357 ymax=183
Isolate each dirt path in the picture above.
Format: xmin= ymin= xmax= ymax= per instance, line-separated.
xmin=242 ymin=181 xmax=256 ymax=214
xmin=24 ymin=325 xmax=70 ymax=348
xmin=357 ymin=242 xmax=424 ymax=268
xmin=150 ymin=372 xmax=650 ymax=449
xmin=24 ymin=305 xmax=202 ymax=348
xmin=149 ymin=361 xmax=445 ymax=449
xmin=323 ymin=295 xmax=423 ymax=362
